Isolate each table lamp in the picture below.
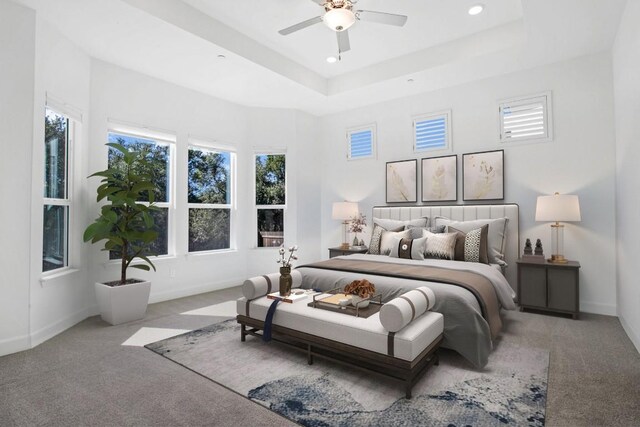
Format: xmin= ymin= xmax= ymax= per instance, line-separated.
xmin=535 ymin=192 xmax=581 ymax=263
xmin=332 ymin=201 xmax=359 ymax=249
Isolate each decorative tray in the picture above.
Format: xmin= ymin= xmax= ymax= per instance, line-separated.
xmin=307 ymin=287 xmax=382 ymax=318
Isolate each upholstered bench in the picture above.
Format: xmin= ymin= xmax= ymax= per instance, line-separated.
xmin=236 ymin=274 xmax=444 ymax=399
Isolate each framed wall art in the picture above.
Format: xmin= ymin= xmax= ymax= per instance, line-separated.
xmin=421 ymin=155 xmax=457 ymax=202
xmin=462 ymin=149 xmax=504 ymax=201
xmin=386 ymin=159 xmax=417 ymax=203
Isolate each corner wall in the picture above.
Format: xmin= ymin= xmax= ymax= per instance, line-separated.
xmin=319 ymin=52 xmax=618 ymax=316
xmin=613 ymin=0 xmax=640 ymax=351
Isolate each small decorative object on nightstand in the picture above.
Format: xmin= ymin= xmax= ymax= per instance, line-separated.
xmin=534 ymin=239 xmax=544 ymax=256
xmin=524 ymin=239 xmax=533 ymax=255
xmin=328 ymin=246 xmax=368 ymax=258
xmin=517 ymin=258 xmax=580 ymax=319
xmin=522 ymin=238 xmax=544 ymax=263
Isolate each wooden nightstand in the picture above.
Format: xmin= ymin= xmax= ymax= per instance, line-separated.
xmin=328 ymin=246 xmax=368 ymax=258
xmin=517 ymin=259 xmax=581 ymax=319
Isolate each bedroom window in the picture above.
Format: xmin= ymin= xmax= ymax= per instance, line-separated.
xmin=43 ymin=108 xmax=73 ymax=272
xmin=413 ymin=111 xmax=451 ymax=153
xmin=347 ymin=125 xmax=376 ymax=160
xmin=188 ymin=144 xmax=235 ymax=252
xmin=499 ymin=92 xmax=552 ymax=143
xmin=107 ymin=129 xmax=173 ymax=258
xmin=255 ymin=153 xmax=286 ymax=248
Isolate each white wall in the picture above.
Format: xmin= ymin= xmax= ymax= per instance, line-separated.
xmin=319 ymin=52 xmax=618 ymax=316
xmin=0 ymin=0 xmax=35 ymax=356
xmin=28 ymin=18 xmax=92 ymax=348
xmin=89 ymin=60 xmax=321 ymax=304
xmin=613 ymin=0 xmax=640 ymax=351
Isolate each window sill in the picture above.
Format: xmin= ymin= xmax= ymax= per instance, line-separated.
xmin=40 ymin=267 xmax=80 ymax=287
xmin=102 ymin=255 xmax=177 ymax=268
xmin=186 ymin=249 xmax=238 ymax=258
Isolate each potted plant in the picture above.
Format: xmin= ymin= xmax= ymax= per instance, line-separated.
xmin=83 ymin=142 xmax=160 ymax=325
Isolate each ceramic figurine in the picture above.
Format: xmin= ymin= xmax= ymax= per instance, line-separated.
xmin=534 ymin=239 xmax=544 ymax=256
xmin=524 ymin=238 xmax=533 ymax=255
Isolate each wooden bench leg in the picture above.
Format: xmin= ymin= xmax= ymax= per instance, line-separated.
xmin=241 ymin=323 xmax=246 ymax=342
xmin=405 ymin=383 xmax=412 ymax=399
xmin=434 ymin=353 xmax=440 ymax=366
xmin=307 ymin=344 xmax=314 ymax=365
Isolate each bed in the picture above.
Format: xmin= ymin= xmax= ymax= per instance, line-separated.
xmin=297 ymin=204 xmax=519 ymax=368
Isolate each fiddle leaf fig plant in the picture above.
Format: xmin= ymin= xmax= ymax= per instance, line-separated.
xmin=83 ymin=142 xmax=159 ymax=285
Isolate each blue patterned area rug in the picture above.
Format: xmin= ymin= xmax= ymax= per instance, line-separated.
xmin=146 ymin=319 xmax=548 ymax=426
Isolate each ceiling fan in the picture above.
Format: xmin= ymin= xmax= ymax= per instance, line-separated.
xmin=278 ymin=0 xmax=408 ymax=57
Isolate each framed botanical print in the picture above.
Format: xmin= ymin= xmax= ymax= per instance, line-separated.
xmin=462 ymin=149 xmax=504 ymax=201
xmin=386 ymin=159 xmax=417 ymax=203
xmin=421 ymin=155 xmax=457 ymax=202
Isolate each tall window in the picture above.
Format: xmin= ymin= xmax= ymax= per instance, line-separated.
xmin=43 ymin=108 xmax=72 ymax=272
xmin=107 ymin=131 xmax=172 ymax=258
xmin=188 ymin=145 xmax=235 ymax=252
xmin=255 ymin=153 xmax=286 ymax=247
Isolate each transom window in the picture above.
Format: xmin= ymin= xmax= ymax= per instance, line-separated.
xmin=499 ymin=92 xmax=552 ymax=143
xmin=413 ymin=111 xmax=451 ymax=153
xmin=107 ymin=131 xmax=172 ymax=258
xmin=255 ymin=153 xmax=286 ymax=248
xmin=43 ymin=108 xmax=72 ymax=272
xmin=347 ymin=125 xmax=376 ymax=160
xmin=188 ymin=144 xmax=235 ymax=252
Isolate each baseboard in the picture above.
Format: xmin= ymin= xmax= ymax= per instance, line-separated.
xmin=0 ymin=334 xmax=31 ymax=358
xmin=30 ymin=307 xmax=92 ymax=348
xmin=580 ymin=301 xmax=617 ymax=316
xmin=619 ymin=314 xmax=640 ymax=354
xmin=148 ymin=277 xmax=243 ymax=304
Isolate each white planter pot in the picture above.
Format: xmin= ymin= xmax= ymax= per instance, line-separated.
xmin=94 ymin=280 xmax=151 ymax=325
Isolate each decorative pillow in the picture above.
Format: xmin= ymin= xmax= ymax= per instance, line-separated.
xmin=367 ymin=223 xmax=404 ymax=255
xmin=379 ymin=286 xmax=436 ymax=332
xmin=379 ymin=229 xmax=411 ymax=256
xmin=373 ymin=217 xmax=428 ymax=232
xmin=433 ymin=217 xmax=509 ymax=265
xmin=423 ymin=231 xmax=457 ymax=260
xmin=389 ymin=236 xmax=427 ymax=260
xmin=406 ymin=224 xmax=445 ymax=239
xmin=242 ymin=271 xmax=303 ymax=300
xmin=448 ymin=225 xmax=489 ymax=264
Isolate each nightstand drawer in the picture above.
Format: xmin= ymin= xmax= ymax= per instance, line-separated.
xmin=548 ymin=269 xmax=578 ymax=312
xmin=520 ymin=266 xmax=547 ymax=308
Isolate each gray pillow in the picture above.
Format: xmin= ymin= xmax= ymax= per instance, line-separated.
xmin=406 ymin=224 xmax=445 ymax=239
xmin=434 ymin=217 xmax=509 ymax=265
xmin=373 ymin=217 xmax=428 ymax=231
xmin=448 ymin=225 xmax=489 ymax=264
xmin=389 ymin=235 xmax=427 ymax=260
xmin=379 ymin=229 xmax=411 ymax=256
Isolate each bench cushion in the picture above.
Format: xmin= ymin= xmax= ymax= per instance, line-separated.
xmin=237 ymin=296 xmax=444 ymax=362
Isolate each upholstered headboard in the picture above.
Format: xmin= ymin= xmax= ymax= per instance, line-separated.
xmin=372 ymin=204 xmax=520 ymax=291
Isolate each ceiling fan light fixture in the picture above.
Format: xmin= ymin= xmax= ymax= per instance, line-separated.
xmin=324 ymin=8 xmax=356 ymax=32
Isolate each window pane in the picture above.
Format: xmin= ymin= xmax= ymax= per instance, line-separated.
xmin=43 ymin=205 xmax=68 ymax=272
xmin=109 ymin=208 xmax=169 ymax=259
xmin=255 ymin=154 xmax=285 ymax=205
xmin=44 ymin=109 xmax=68 ymax=199
xmin=189 ymin=208 xmax=230 ymax=252
xmin=108 ymin=133 xmax=170 ymax=203
xmin=188 ymin=148 xmax=230 ymax=204
xmin=257 ymin=209 xmax=284 ymax=248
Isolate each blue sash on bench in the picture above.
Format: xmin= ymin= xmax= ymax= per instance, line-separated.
xmin=263 ymin=298 xmax=281 ymax=342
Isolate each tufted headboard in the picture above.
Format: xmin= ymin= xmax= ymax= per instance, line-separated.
xmin=372 ymin=204 xmax=520 ymax=291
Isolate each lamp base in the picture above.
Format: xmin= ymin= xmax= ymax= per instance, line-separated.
xmin=548 ymin=254 xmax=568 ymax=264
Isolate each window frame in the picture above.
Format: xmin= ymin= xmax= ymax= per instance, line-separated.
xmin=42 ymin=107 xmax=74 ymax=274
xmin=106 ymin=126 xmax=176 ymax=259
xmin=254 ymin=150 xmax=287 ymax=249
xmin=346 ymin=124 xmax=376 ymax=161
xmin=412 ymin=110 xmax=452 ymax=154
xmin=187 ymin=141 xmax=237 ymax=254
xmin=498 ymin=91 xmax=553 ymax=145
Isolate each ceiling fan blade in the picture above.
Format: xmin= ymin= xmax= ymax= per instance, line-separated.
xmin=278 ymin=16 xmax=323 ymax=35
xmin=357 ymin=10 xmax=408 ymax=27
xmin=310 ymin=0 xmax=325 ymax=4
xmin=337 ymin=30 xmax=351 ymax=53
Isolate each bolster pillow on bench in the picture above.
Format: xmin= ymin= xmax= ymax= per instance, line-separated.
xmin=379 ymin=286 xmax=436 ymax=332
xmin=242 ymin=270 xmax=303 ymax=300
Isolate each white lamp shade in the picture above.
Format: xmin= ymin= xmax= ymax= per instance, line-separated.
xmin=535 ymin=194 xmax=581 ymax=222
xmin=332 ymin=201 xmax=359 ymax=220
xmin=323 ymin=8 xmax=356 ymax=31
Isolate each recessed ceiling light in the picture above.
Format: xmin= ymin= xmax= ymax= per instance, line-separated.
xmin=468 ymin=4 xmax=484 ymax=15
xmin=326 ymin=56 xmax=338 ymax=64
xmin=217 ymin=54 xmax=226 ymax=59
xmin=407 ymin=78 xmax=414 ymax=83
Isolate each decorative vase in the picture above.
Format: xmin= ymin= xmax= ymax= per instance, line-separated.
xmin=353 ymin=235 xmax=359 ymax=247
xmin=279 ymin=266 xmax=292 ymax=297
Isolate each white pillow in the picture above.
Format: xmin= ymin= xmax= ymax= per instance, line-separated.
xmin=379 ymin=286 xmax=436 ymax=332
xmin=433 ymin=217 xmax=509 ymax=265
xmin=379 ymin=229 xmax=411 ymax=256
xmin=389 ymin=235 xmax=427 ymax=260
xmin=373 ymin=217 xmax=428 ymax=231
xmin=423 ymin=231 xmax=457 ymax=260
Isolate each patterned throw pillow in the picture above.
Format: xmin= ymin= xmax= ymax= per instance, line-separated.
xmin=368 ymin=224 xmax=404 ymax=255
xmin=423 ymin=231 xmax=457 ymax=260
xmin=448 ymin=225 xmax=489 ymax=264
xmin=389 ymin=236 xmax=427 ymax=260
